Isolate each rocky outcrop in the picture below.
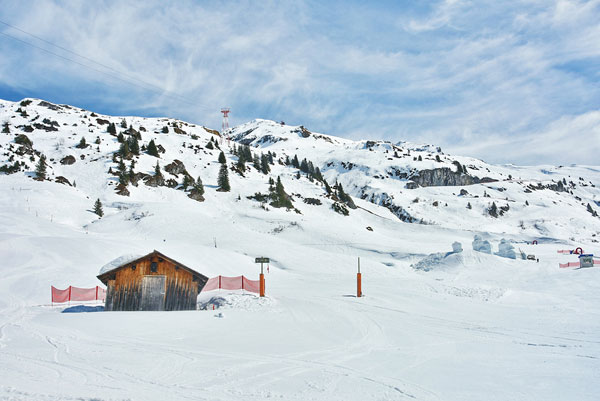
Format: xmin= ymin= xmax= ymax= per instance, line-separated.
xmin=60 ymin=155 xmax=76 ymax=165
xmin=187 ymin=188 xmax=205 ymax=202
xmin=164 ymin=159 xmax=188 ymax=176
xmin=406 ymin=167 xmax=496 ymax=188
xmin=55 ymin=176 xmax=72 ymax=186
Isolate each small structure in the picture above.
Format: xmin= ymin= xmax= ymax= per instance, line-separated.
xmin=579 ymin=254 xmax=594 ymax=268
xmin=97 ymin=250 xmax=208 ymax=311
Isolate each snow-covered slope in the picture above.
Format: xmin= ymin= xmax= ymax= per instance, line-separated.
xmin=1 ymin=98 xmax=599 ymax=401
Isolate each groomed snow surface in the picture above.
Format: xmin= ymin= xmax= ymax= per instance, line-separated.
xmin=1 ymin=173 xmax=599 ymax=401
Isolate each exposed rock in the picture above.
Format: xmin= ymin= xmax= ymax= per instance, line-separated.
xmin=55 ymin=176 xmax=72 ymax=186
xmin=38 ymin=101 xmax=61 ymax=110
xmin=115 ymin=183 xmax=130 ymax=196
xmin=33 ymin=122 xmax=58 ymax=132
xmin=60 ymin=155 xmax=76 ymax=165
xmin=405 ymin=167 xmax=497 ymax=187
xmin=15 ymin=134 xmax=32 ymax=148
xmin=405 ymin=181 xmax=419 ymax=189
xmin=96 ymin=118 xmax=109 ymax=125
xmin=187 ymin=188 xmax=205 ymax=202
xmin=123 ymin=126 xmax=141 ymax=140
xmin=304 ymin=197 xmax=322 ymax=205
xmin=459 ymin=189 xmax=469 ymax=196
xmin=164 ymin=159 xmax=188 ymax=176
xmin=332 ymin=202 xmax=349 ymax=216
xmin=144 ymin=174 xmax=165 ymax=187
xmin=165 ymin=178 xmax=178 ymax=188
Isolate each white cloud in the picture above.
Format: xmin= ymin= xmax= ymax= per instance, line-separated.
xmin=0 ymin=0 xmax=598 ymax=165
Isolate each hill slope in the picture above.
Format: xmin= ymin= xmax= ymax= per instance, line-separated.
xmin=0 ymin=98 xmax=599 ymax=401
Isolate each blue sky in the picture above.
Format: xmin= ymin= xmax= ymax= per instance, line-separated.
xmin=1 ymin=0 xmax=599 ymax=165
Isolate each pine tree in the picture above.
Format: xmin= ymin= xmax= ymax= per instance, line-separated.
xmin=194 ymin=176 xmax=205 ymax=195
xmin=218 ymin=164 xmax=230 ymax=191
xmin=95 ymin=136 xmax=101 ymax=144
xmin=128 ymin=136 xmax=140 ymax=155
xmin=118 ymin=159 xmax=127 ymax=175
xmin=218 ymin=151 xmax=226 ymax=164
xmin=183 ymin=174 xmax=193 ymax=189
xmin=267 ymin=151 xmax=274 ymax=165
xmin=162 ymin=126 xmax=169 ymax=133
xmin=120 ymin=119 xmax=127 ymax=128
xmin=292 ymin=155 xmax=299 ymax=168
xmin=418 ymin=155 xmax=422 ymax=161
xmin=2 ymin=122 xmax=9 ymax=133
xmin=324 ymin=180 xmax=332 ymax=194
xmin=77 ymin=137 xmax=87 ymax=148
xmin=467 ymin=202 xmax=472 ymax=209
xmin=253 ymin=153 xmax=260 ymax=170
xmin=260 ymin=154 xmax=270 ymax=174
xmin=147 ymin=139 xmax=159 ymax=157
xmin=489 ymin=202 xmax=498 ymax=218
xmin=300 ymin=158 xmax=309 ymax=173
xmin=271 ymin=176 xmax=293 ymax=209
xmin=119 ymin=140 xmax=130 ymax=158
xmin=128 ymin=160 xmax=136 ymax=183
xmin=154 ymin=161 xmax=162 ymax=178
xmin=206 ymin=141 xmax=214 ymax=150
xmin=107 ymin=122 xmax=116 ymax=135
xmin=285 ymin=155 xmax=290 ymax=165
xmin=93 ymin=198 xmax=103 ymax=217
xmin=236 ymin=155 xmax=246 ymax=171
xmin=117 ymin=132 xmax=124 ymax=143
xmin=35 ymin=154 xmax=47 ymax=180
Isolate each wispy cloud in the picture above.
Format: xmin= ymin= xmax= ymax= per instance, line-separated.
xmin=0 ymin=0 xmax=598 ymax=165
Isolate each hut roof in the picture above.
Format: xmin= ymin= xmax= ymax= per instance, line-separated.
xmin=97 ymin=250 xmax=207 ymax=284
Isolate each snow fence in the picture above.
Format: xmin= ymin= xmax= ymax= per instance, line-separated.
xmin=201 ymin=275 xmax=260 ymax=294
xmin=51 ymin=286 xmax=106 ymax=304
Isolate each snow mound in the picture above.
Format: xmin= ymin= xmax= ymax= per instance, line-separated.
xmin=452 ymin=241 xmax=463 ymax=253
xmin=99 ymin=254 xmax=143 ymax=275
xmin=495 ymin=238 xmax=517 ymax=259
xmin=197 ymin=292 xmax=274 ymax=311
xmin=472 ymin=235 xmax=492 ymax=254
xmin=412 ymin=243 xmax=463 ymax=272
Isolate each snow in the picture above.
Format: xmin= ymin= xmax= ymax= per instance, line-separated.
xmin=98 ymin=253 xmax=143 ymax=275
xmin=496 ymin=238 xmax=517 ymax=259
xmin=472 ymin=234 xmax=492 ymax=254
xmin=0 ymin=98 xmax=600 ymax=400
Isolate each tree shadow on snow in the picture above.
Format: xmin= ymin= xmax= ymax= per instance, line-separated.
xmin=62 ymin=305 xmax=105 ymax=313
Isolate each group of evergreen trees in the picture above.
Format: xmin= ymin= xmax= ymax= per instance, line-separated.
xmin=285 ymin=154 xmax=323 ymax=182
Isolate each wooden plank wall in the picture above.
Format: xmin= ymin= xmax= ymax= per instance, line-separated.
xmin=104 ymin=254 xmax=206 ymax=311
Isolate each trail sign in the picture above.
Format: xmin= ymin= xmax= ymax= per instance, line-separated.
xmin=255 ymin=257 xmax=270 ymax=263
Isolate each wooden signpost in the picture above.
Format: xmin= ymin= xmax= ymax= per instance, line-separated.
xmin=357 ymin=257 xmax=362 ymax=298
xmin=255 ymin=257 xmax=269 ymax=297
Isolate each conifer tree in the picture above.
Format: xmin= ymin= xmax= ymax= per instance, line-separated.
xmin=154 ymin=160 xmax=162 ymax=177
xmin=117 ymin=132 xmax=124 ymax=143
xmin=300 ymin=158 xmax=309 ymax=173
xmin=292 ymin=155 xmax=299 ymax=169
xmin=94 ymin=198 xmax=103 ymax=217
xmin=147 ymin=139 xmax=159 ymax=157
xmin=77 ymin=137 xmax=87 ymax=148
xmin=217 ymin=163 xmax=230 ymax=191
xmin=236 ymin=155 xmax=246 ymax=171
xmin=194 ymin=176 xmax=205 ymax=195
xmin=271 ymin=176 xmax=293 ymax=209
xmin=35 ymin=154 xmax=47 ymax=180
xmin=467 ymin=202 xmax=472 ymax=209
xmin=324 ymin=180 xmax=332 ymax=194
xmin=218 ymin=151 xmax=226 ymax=164
xmin=253 ymin=153 xmax=260 ymax=170
xmin=128 ymin=136 xmax=140 ymax=155
xmin=183 ymin=174 xmax=193 ymax=189
xmin=107 ymin=122 xmax=116 ymax=135
xmin=2 ymin=122 xmax=9 ymax=133
xmin=206 ymin=140 xmax=214 ymax=150
xmin=119 ymin=141 xmax=130 ymax=158
xmin=120 ymin=119 xmax=127 ymax=128
xmin=260 ymin=154 xmax=270 ymax=174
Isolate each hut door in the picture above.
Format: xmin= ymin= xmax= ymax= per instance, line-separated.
xmin=141 ymin=275 xmax=166 ymax=311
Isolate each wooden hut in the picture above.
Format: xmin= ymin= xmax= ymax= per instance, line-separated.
xmin=97 ymin=250 xmax=208 ymax=311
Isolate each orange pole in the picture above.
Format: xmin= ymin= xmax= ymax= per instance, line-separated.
xmin=259 ymin=273 xmax=265 ymax=297
xmin=357 ymin=273 xmax=362 ymax=297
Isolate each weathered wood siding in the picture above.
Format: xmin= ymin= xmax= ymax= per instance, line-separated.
xmin=104 ymin=255 xmax=206 ymax=311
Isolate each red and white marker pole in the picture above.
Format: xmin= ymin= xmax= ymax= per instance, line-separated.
xmin=357 ymin=257 xmax=362 ymax=298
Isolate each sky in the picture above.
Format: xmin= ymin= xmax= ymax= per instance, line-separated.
xmin=0 ymin=0 xmax=599 ymax=165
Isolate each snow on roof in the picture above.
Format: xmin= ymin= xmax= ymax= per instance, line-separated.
xmin=98 ymin=254 xmax=143 ymax=275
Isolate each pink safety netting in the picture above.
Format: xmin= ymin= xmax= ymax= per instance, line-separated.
xmin=51 ymin=286 xmax=106 ymax=303
xmin=200 ymin=275 xmax=260 ymax=294
xmin=559 ymin=262 xmax=581 ymax=268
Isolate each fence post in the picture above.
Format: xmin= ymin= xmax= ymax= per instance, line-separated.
xmin=68 ymin=286 xmax=72 ymax=306
xmin=219 ymin=275 xmax=222 ymax=290
xmin=259 ymin=274 xmax=265 ymax=297
xmin=241 ymin=276 xmax=244 ymax=291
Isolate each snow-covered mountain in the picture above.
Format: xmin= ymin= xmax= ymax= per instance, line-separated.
xmin=1 ymin=98 xmax=599 ymax=400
